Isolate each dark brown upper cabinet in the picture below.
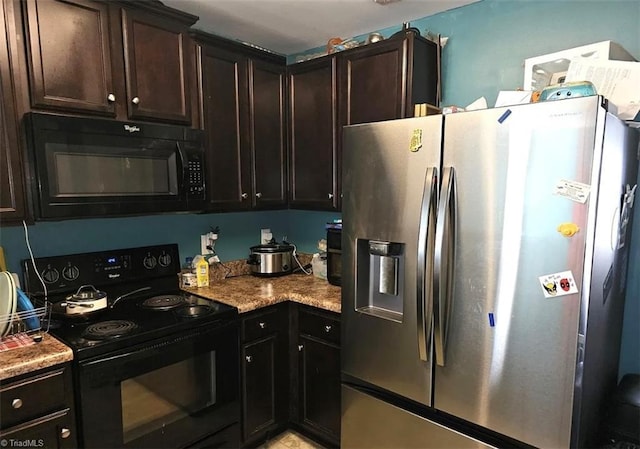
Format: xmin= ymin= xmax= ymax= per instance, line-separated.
xmin=338 ymin=30 xmax=439 ymax=127
xmin=195 ymin=32 xmax=287 ymax=212
xmin=1 ymin=0 xmax=28 ymax=224
xmin=249 ymin=58 xmax=287 ymax=209
xmin=288 ymin=56 xmax=338 ymax=211
xmin=22 ymin=0 xmax=197 ymax=124
xmin=120 ymin=7 xmax=193 ymax=123
xmin=286 ymin=31 xmax=439 ymax=212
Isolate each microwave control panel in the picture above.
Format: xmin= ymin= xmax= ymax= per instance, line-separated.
xmin=186 ymin=158 xmax=205 ymax=199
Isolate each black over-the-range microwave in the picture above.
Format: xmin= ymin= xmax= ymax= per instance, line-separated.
xmin=24 ymin=112 xmax=206 ymax=220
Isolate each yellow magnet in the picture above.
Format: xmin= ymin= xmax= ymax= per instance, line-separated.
xmin=410 ymin=129 xmax=422 ymax=152
xmin=557 ymin=223 xmax=580 ymax=237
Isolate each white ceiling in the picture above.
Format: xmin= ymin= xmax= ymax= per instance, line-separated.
xmin=161 ymin=0 xmax=477 ymax=55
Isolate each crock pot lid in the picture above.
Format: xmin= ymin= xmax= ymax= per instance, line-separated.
xmin=250 ymin=243 xmax=294 ymax=253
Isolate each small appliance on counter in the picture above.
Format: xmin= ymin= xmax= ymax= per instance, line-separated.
xmin=247 ymin=239 xmax=294 ymax=277
xmin=326 ymin=222 xmax=342 ymax=286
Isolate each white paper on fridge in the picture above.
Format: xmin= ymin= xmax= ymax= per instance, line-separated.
xmin=565 ymin=58 xmax=640 ymax=121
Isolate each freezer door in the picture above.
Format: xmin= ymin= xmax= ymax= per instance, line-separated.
xmin=342 ymin=116 xmax=442 ymax=406
xmin=434 ymin=96 xmax=606 ymax=448
xmin=342 ymin=384 xmax=496 ymax=449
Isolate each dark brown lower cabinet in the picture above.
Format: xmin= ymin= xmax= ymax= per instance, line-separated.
xmin=294 ymin=305 xmax=341 ymax=447
xmin=240 ymin=303 xmax=341 ymax=448
xmin=297 ymin=335 xmax=341 ymax=444
xmin=241 ymin=303 xmax=290 ymax=446
xmin=0 ymin=363 xmax=77 ymax=448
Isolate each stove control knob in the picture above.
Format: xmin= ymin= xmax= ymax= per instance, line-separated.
xmin=158 ymin=253 xmax=172 ymax=267
xmin=42 ymin=267 xmax=60 ymax=284
xmin=60 ymin=428 xmax=71 ymax=439
xmin=62 ymin=265 xmax=80 ymax=281
xmin=143 ymin=255 xmax=157 ymax=269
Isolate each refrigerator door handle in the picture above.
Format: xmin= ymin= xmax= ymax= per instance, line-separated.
xmin=434 ymin=166 xmax=457 ymax=367
xmin=417 ymin=167 xmax=438 ymax=362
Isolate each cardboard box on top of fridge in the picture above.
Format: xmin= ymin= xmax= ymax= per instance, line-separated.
xmin=523 ymin=41 xmax=636 ymax=92
xmin=565 ymin=58 xmax=640 ymax=121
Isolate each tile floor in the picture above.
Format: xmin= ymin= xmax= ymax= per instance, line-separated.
xmin=259 ymin=430 xmax=326 ymax=449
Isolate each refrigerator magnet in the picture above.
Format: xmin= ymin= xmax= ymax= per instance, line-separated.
xmin=554 ymin=179 xmax=591 ymax=203
xmin=538 ymin=271 xmax=579 ymax=298
xmin=409 ymin=129 xmax=423 ymax=152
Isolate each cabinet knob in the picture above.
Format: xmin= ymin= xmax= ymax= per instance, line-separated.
xmin=324 ymin=325 xmax=332 ymax=332
xmin=328 ymin=193 xmax=334 ymax=199
xmin=131 ymin=96 xmax=140 ymax=105
xmin=298 ymin=344 xmax=304 ymax=351
xmin=258 ymin=322 xmax=266 ymax=329
xmin=60 ymin=428 xmax=71 ymax=439
xmin=255 ymin=192 xmax=262 ymax=199
xmin=11 ymin=398 xmax=22 ymax=409
xmin=241 ymin=193 xmax=248 ymax=199
xmin=245 ymin=355 xmax=253 ymax=363
xmin=107 ymin=93 xmax=116 ymax=102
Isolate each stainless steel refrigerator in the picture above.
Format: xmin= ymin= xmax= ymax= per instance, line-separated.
xmin=341 ymin=96 xmax=639 ymax=448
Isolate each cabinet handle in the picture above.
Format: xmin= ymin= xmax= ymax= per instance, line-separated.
xmin=298 ymin=344 xmax=304 ymax=351
xmin=107 ymin=93 xmax=116 ymax=102
xmin=258 ymin=322 xmax=266 ymax=329
xmin=60 ymin=428 xmax=71 ymax=439
xmin=328 ymin=193 xmax=334 ymax=199
xmin=255 ymin=192 xmax=262 ymax=199
xmin=325 ymin=325 xmax=332 ymax=332
xmin=131 ymin=96 xmax=140 ymax=105
xmin=11 ymin=398 xmax=22 ymax=409
xmin=241 ymin=193 xmax=248 ymax=199
xmin=246 ymin=355 xmax=253 ymax=363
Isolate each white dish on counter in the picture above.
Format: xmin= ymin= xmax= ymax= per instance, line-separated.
xmin=0 ymin=271 xmax=16 ymax=337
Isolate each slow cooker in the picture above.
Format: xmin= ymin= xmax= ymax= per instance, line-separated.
xmin=247 ymin=242 xmax=294 ymax=277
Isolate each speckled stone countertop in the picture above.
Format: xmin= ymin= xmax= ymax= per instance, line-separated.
xmin=0 ymin=334 xmax=73 ymax=381
xmin=183 ymin=273 xmax=341 ymax=314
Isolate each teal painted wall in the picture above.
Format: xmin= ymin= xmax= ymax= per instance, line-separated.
xmin=1 ymin=0 xmax=638 ymax=377
xmin=0 ymin=209 xmax=340 ymax=276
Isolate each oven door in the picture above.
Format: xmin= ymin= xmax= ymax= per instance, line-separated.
xmin=76 ymin=321 xmax=239 ymax=449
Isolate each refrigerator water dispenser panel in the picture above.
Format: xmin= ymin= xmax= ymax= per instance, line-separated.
xmin=355 ymin=239 xmax=404 ymax=322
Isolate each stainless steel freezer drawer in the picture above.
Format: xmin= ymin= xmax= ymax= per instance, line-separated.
xmin=341 ymin=385 xmax=495 ymax=449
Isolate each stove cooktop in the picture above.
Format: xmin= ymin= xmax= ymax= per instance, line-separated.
xmin=21 ymin=244 xmax=238 ymax=361
xmin=47 ymin=291 xmax=237 ymax=360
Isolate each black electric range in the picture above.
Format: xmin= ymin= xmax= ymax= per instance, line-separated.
xmin=21 ymin=243 xmax=238 ymax=361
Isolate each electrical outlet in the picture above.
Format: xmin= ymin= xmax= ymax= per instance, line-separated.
xmin=201 ymin=232 xmax=218 ymax=255
xmin=200 ymin=235 xmax=211 ymax=255
xmin=261 ymin=228 xmax=272 ymax=244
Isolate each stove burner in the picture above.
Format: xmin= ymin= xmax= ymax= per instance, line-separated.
xmin=141 ymin=295 xmax=185 ymax=310
xmin=83 ymin=320 xmax=137 ymax=340
xmin=174 ymin=304 xmax=213 ymax=318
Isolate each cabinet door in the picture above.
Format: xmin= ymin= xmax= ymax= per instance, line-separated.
xmin=288 ymin=57 xmax=338 ymax=210
xmin=242 ymin=336 xmax=278 ymax=441
xmin=0 ymin=408 xmax=77 ymax=449
xmin=199 ymin=44 xmax=251 ymax=211
xmin=298 ymin=335 xmax=341 ymax=444
xmin=121 ymin=8 xmax=192 ymax=124
xmin=338 ymin=37 xmax=408 ymax=126
xmin=249 ymin=58 xmax=287 ymax=209
xmin=23 ymin=0 xmax=115 ymax=116
xmin=0 ymin=0 xmax=27 ymax=223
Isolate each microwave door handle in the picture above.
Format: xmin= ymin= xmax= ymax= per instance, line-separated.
xmin=417 ymin=167 xmax=437 ymax=362
xmin=176 ymin=141 xmax=187 ymax=192
xmin=434 ymin=166 xmax=457 ymax=367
